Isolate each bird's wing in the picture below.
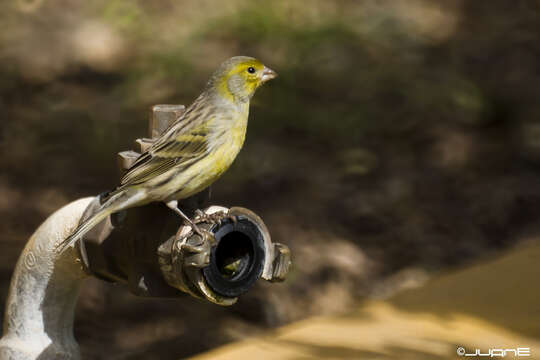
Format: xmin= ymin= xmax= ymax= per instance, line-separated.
xmin=119 ymin=97 xmax=212 ymax=187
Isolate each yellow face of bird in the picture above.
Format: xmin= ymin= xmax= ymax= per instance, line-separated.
xmin=211 ymin=56 xmax=277 ymax=103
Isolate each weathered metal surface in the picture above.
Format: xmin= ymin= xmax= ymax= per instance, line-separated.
xmin=0 ymin=197 xmax=93 ymax=360
xmin=149 ymin=104 xmax=185 ymax=138
xmin=134 ymin=138 xmax=154 ymax=153
xmin=117 ymin=150 xmax=140 ymax=171
xmin=269 ymin=243 xmax=291 ymax=282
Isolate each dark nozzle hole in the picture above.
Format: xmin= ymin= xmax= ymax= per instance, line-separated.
xmin=203 ymin=219 xmax=265 ymax=298
xmin=215 ymin=231 xmax=253 ymax=280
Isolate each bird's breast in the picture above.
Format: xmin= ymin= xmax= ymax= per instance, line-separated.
xmin=210 ymin=120 xmax=247 ymax=173
xmin=180 ymin=110 xmax=247 ymax=193
xmin=163 ymin=105 xmax=248 ymax=200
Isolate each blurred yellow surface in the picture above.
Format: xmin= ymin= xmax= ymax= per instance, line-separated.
xmin=190 ymin=240 xmax=540 ymax=359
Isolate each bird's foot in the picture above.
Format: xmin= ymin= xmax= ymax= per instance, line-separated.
xmin=194 ymin=209 xmax=238 ymax=226
xmin=178 ymin=227 xmax=216 ymax=268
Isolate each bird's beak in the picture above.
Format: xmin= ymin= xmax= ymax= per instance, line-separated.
xmin=261 ymin=66 xmax=278 ymax=83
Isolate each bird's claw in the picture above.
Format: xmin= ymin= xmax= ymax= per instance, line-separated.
xmin=194 ymin=210 xmax=238 ymax=226
xmin=179 ymin=242 xmax=205 ymax=253
xmin=179 ymin=229 xmax=216 ymax=268
xmin=194 ymin=209 xmax=224 ymax=225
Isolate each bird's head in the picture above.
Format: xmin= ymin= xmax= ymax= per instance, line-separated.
xmin=208 ymin=56 xmax=277 ymax=103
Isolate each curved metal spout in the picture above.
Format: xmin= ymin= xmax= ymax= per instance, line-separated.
xmin=0 ymin=197 xmax=93 ymax=360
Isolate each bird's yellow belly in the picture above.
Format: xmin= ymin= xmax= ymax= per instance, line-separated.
xmin=166 ymin=136 xmax=243 ymax=200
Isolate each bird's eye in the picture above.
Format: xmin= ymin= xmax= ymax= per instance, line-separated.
xmin=247 ymin=67 xmax=256 ymax=74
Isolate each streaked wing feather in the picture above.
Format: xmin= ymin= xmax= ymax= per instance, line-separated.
xmin=121 ymin=157 xmax=177 ymax=185
xmin=120 ymin=96 xmax=212 ymax=186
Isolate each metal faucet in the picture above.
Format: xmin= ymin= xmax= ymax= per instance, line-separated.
xmin=0 ymin=105 xmax=291 ymax=360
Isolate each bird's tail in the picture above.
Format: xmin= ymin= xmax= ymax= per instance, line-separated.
xmin=56 ymin=189 xmax=143 ymax=253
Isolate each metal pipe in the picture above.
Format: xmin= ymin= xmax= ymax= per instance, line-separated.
xmin=0 ymin=197 xmax=290 ymax=360
xmin=0 ymin=197 xmax=93 ymax=360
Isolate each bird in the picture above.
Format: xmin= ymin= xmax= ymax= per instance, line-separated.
xmin=56 ymin=56 xmax=277 ymax=252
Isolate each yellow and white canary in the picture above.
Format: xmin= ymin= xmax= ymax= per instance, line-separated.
xmin=57 ymin=56 xmax=277 ymax=251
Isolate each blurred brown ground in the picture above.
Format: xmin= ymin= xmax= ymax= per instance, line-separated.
xmin=2 ymin=1 xmax=540 ymax=359
xmin=191 ymin=239 xmax=540 ymax=359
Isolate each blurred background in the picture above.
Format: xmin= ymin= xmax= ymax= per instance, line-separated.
xmin=1 ymin=0 xmax=540 ymax=359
